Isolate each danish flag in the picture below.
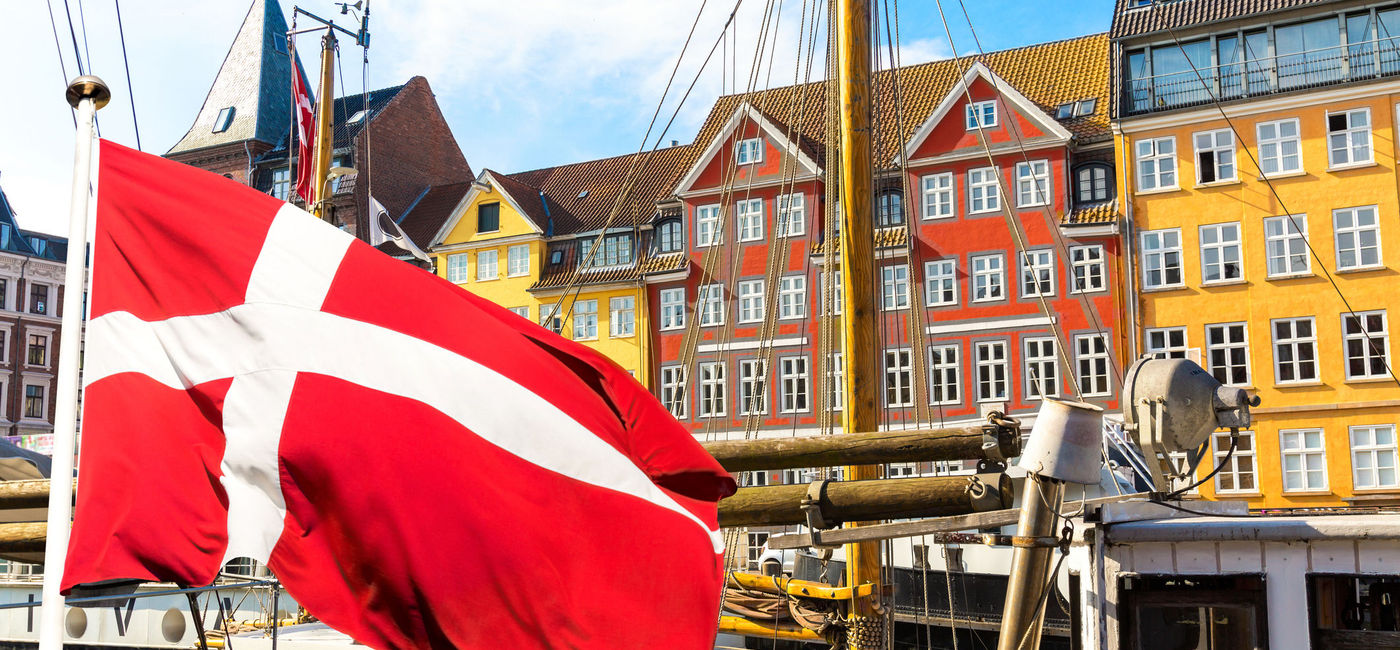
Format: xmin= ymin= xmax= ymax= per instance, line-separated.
xmin=291 ymin=59 xmax=316 ymax=203
xmin=63 ymin=141 xmax=736 ymax=649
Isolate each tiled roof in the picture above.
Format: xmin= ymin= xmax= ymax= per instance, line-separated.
xmin=530 ymin=234 xmax=661 ymax=292
xmin=496 ymin=144 xmax=695 ymax=236
xmin=641 ymin=251 xmax=688 ymax=275
xmin=168 ymin=0 xmax=304 ymax=154
xmin=809 ymin=225 xmax=909 ymax=256
xmin=693 ymin=32 xmax=1112 ymax=168
xmin=1110 ymin=0 xmax=1339 ymax=40
xmin=375 ymin=181 xmax=471 ymax=257
xmin=259 ymin=83 xmax=409 ymax=161
xmin=1063 ymin=200 xmax=1118 ymax=225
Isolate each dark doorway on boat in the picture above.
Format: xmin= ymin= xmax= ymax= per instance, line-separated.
xmin=1309 ymin=574 xmax=1400 ymax=649
xmin=1119 ymin=574 xmax=1268 ymax=649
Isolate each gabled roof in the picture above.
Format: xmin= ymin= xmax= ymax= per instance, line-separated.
xmin=1110 ymin=0 xmax=1338 ymax=40
xmin=901 ymin=61 xmax=1075 ymax=161
xmin=500 ymin=144 xmax=695 ymax=236
xmin=375 ymin=181 xmax=472 ymax=257
xmin=0 ymin=183 xmax=67 ymax=262
xmin=168 ymin=0 xmax=306 ymax=155
xmin=689 ymin=32 xmax=1112 ymax=165
xmin=675 ymin=102 xmax=822 ymax=195
xmin=426 ymin=170 xmax=543 ymax=248
xmin=259 ymin=82 xmax=409 ymax=161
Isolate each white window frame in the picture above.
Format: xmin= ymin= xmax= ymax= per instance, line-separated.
xmin=1263 ymin=215 xmax=1310 ymax=278
xmin=737 ymin=280 xmax=764 ymax=324
xmin=1192 ymin=128 xmax=1236 ymax=184
xmin=1334 ymin=206 xmax=1383 ymax=271
xmin=1144 ymin=326 xmax=1188 ymax=359
xmin=975 ymin=341 xmax=1009 ymax=403
xmin=1213 ymin=430 xmax=1258 ymax=494
xmin=968 ymin=167 xmax=1001 ymax=214
xmin=1199 ymin=222 xmax=1243 ymax=284
xmin=1075 ymin=334 xmax=1111 ymax=398
xmin=881 ymin=264 xmax=910 ymax=311
xmin=971 ymin=254 xmax=1005 ymax=302
xmin=539 ymin=303 xmax=563 ymax=333
xmin=508 ymin=306 xmax=530 ymax=318
xmin=1205 ymin=322 xmax=1251 ymax=387
xmin=507 ymin=244 xmax=530 ymax=277
xmin=921 ymin=172 xmax=955 ymax=219
xmin=1272 ymin=316 xmax=1318 ymax=384
xmin=1256 ymin=118 xmax=1301 ymax=176
xmin=737 ymin=198 xmax=764 ymax=242
xmin=822 ymin=272 xmax=843 ymax=315
xmin=1327 ymin=107 xmax=1372 ymax=168
xmin=1019 ymin=249 xmax=1055 ymax=298
xmin=609 ymin=296 xmax=635 ymax=338
xmin=446 ymin=253 xmax=469 ymax=283
xmin=1343 ymin=310 xmax=1390 ymax=381
xmin=1070 ymin=245 xmax=1106 ymax=293
xmin=928 ymin=344 xmax=961 ymax=406
xmin=696 ymin=204 xmax=721 ymax=247
xmin=828 ymin=353 xmax=845 ymax=411
xmin=1350 ymin=424 xmax=1399 ymax=490
xmin=1140 ymin=228 xmax=1183 ymax=290
xmin=925 ymin=259 xmax=958 ymax=307
xmin=698 ymin=361 xmax=727 ymax=418
xmin=572 ymin=299 xmax=598 ymax=340
xmin=476 ymin=249 xmax=498 ymax=281
xmin=965 ymin=100 xmax=997 ymax=130
xmin=1280 ymin=428 xmax=1328 ymax=492
xmin=776 ymin=193 xmax=805 ymax=237
xmin=699 ymin=284 xmax=725 ymax=327
xmin=736 ymin=137 xmax=763 ymax=165
xmin=659 ymin=288 xmax=686 ymax=330
xmin=738 ymin=359 xmax=768 ymax=416
xmin=1023 ymin=337 xmax=1058 ymax=400
xmin=660 ymin=366 xmax=687 ymax=419
xmin=778 ymin=276 xmax=806 ymax=320
xmin=1135 ymin=136 xmax=1177 ymax=191
xmin=779 ymin=356 xmax=810 ymax=414
xmin=1015 ymin=160 xmax=1051 ymax=207
xmin=884 ymin=348 xmax=914 ymax=407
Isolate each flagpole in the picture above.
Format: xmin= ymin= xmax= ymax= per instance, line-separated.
xmin=39 ymin=75 xmax=109 ymax=650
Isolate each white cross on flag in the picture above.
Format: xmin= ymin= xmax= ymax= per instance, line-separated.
xmin=291 ymin=60 xmax=316 ymax=203
xmin=62 ymin=141 xmax=736 ymax=648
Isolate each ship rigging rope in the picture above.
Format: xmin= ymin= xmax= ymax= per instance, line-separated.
xmin=63 ymin=0 xmax=99 ymax=137
xmin=1143 ymin=0 xmax=1400 ymax=390
xmin=114 ymin=0 xmax=141 ymax=150
xmin=44 ymin=0 xmax=77 ymax=129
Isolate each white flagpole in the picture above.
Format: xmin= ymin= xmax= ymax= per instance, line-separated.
xmin=39 ymin=75 xmax=110 ymax=650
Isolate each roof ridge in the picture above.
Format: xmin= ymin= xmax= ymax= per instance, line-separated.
xmin=503 ymin=143 xmax=692 ymax=178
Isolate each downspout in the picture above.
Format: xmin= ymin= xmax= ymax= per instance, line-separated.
xmin=11 ymin=257 xmax=28 ymax=434
xmin=538 ymin=191 xmax=554 ymax=237
xmin=1118 ymin=126 xmax=1140 ymax=364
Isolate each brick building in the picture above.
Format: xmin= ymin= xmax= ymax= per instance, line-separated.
xmin=166 ymin=0 xmax=472 ymax=243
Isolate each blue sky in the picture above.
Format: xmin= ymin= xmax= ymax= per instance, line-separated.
xmin=0 ymin=0 xmax=1113 ymax=236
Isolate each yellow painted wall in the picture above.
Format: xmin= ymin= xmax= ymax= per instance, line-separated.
xmin=1119 ymin=92 xmax=1400 ymax=509
xmin=434 ymin=182 xmax=650 ymax=383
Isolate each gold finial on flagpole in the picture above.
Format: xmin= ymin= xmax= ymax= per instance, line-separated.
xmin=65 ymin=75 xmax=111 ymax=110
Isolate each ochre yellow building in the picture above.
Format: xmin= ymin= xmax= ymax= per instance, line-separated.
xmin=1113 ymin=1 xmax=1400 ymax=508
xmin=429 ymin=150 xmax=692 ymax=386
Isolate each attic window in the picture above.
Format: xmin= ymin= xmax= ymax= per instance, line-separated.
xmin=736 ymin=138 xmax=763 ymax=165
xmin=273 ymin=33 xmax=287 ymax=55
xmin=347 ymin=110 xmax=368 ymax=125
xmin=212 ymin=107 xmax=235 ymax=133
xmin=965 ymin=100 xmax=997 ymax=130
xmin=1056 ymin=103 xmax=1074 ymax=120
xmin=577 ymin=190 xmax=589 ymax=199
xmin=1075 ymin=98 xmax=1097 ymax=117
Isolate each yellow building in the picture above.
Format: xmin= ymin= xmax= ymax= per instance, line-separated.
xmin=1113 ymin=1 xmax=1400 ymax=508
xmin=428 ymin=148 xmax=692 ymax=385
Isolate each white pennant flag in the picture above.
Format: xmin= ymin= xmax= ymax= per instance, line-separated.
xmin=368 ymin=195 xmax=432 ymax=264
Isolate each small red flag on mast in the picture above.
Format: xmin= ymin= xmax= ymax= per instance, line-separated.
xmin=291 ymin=56 xmax=316 ymax=204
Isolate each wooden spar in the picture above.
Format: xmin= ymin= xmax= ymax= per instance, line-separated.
xmin=717 ymin=475 xmax=1012 ymax=527
xmin=702 ymin=425 xmax=1019 ymax=472
xmin=0 ymin=523 xmax=47 ymax=554
xmin=835 ymin=0 xmax=881 ymax=642
xmin=717 ymin=615 xmax=823 ymax=642
xmin=310 ymin=27 xmax=336 ymax=221
xmin=0 ymin=480 xmax=67 ymax=509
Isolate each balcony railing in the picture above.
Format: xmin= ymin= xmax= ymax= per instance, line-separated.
xmin=1124 ymin=37 xmax=1400 ymax=115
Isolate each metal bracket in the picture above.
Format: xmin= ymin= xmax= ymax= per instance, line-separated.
xmin=800 ymin=479 xmax=841 ymax=548
xmin=966 ymin=459 xmax=1007 ymax=512
xmin=982 ymin=411 xmax=1022 ymax=460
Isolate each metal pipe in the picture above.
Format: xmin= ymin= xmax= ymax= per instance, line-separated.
xmin=38 ymin=74 xmax=109 ymax=650
xmin=997 ymin=474 xmax=1065 ymax=650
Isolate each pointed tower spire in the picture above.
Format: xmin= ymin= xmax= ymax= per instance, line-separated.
xmin=167 ymin=0 xmax=301 ymax=155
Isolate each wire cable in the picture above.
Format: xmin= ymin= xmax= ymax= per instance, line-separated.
xmin=45 ymin=0 xmax=77 ymax=129
xmin=114 ymin=0 xmax=141 ymax=150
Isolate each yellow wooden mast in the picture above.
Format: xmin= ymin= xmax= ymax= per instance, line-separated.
xmin=310 ymin=27 xmax=336 ymax=222
xmin=835 ymin=0 xmax=883 ymax=646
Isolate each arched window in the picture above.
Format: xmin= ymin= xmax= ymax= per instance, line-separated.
xmin=878 ymin=190 xmax=904 ymax=226
xmin=656 ymin=219 xmax=683 ymax=253
xmin=1074 ymin=163 xmax=1113 ymax=205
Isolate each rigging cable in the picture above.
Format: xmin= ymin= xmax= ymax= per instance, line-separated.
xmin=113 ymin=0 xmax=141 ymax=150
xmin=45 ymin=0 xmax=77 ymax=129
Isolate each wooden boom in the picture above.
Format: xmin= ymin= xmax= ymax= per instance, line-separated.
xmin=717 ymin=475 xmax=1012 ymax=528
xmin=701 ymin=425 xmax=1019 ymax=472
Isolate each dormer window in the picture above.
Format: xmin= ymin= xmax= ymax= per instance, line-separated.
xmin=580 ymin=233 xmax=634 ymax=269
xmin=657 ymin=219 xmax=683 ymax=253
xmin=965 ymin=100 xmax=996 ymax=130
xmin=213 ymin=107 xmax=235 ymax=133
xmin=736 ymin=138 xmax=763 ymax=165
xmin=877 ymin=190 xmax=904 ymax=227
xmin=28 ymin=238 xmax=45 ymax=256
xmin=1075 ymin=163 xmax=1113 ymax=205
